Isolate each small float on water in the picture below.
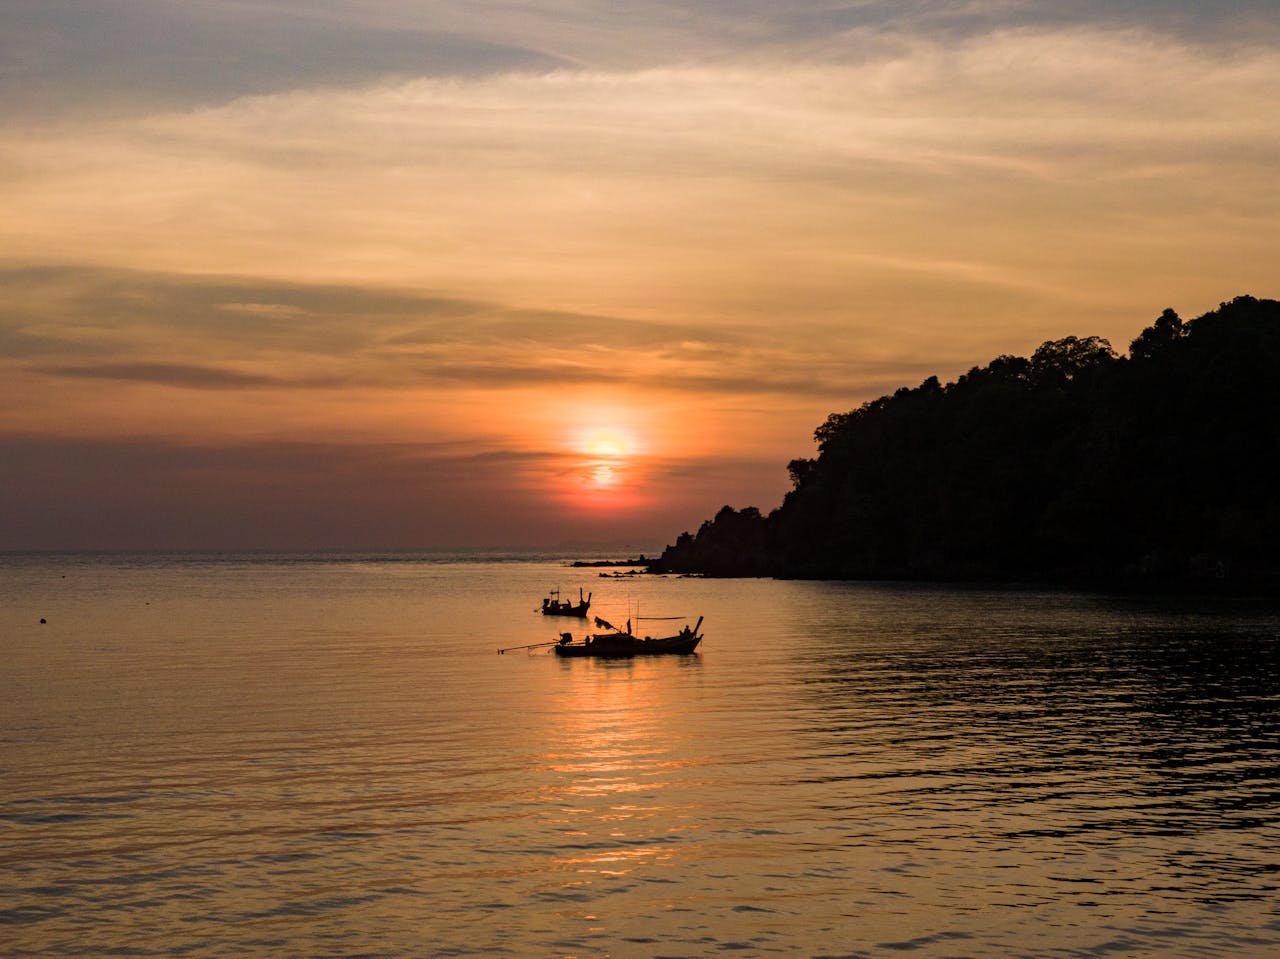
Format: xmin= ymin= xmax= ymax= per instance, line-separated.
xmin=541 ymin=588 xmax=591 ymax=618
xmin=552 ymin=615 xmax=704 ymax=658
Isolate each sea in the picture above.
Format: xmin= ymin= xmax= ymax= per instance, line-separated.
xmin=2 ymin=551 xmax=1278 ymax=959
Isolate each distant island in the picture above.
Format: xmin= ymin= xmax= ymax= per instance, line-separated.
xmin=649 ymin=295 xmax=1280 ymax=588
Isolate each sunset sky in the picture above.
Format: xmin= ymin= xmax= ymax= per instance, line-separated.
xmin=2 ymin=1 xmax=1277 ymax=551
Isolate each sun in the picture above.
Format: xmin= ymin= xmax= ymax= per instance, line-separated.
xmin=583 ymin=430 xmax=629 ymax=489
xmin=570 ymin=427 xmax=643 ymax=499
xmin=547 ymin=414 xmax=650 ymax=508
xmin=584 ymin=430 xmax=628 ymax=458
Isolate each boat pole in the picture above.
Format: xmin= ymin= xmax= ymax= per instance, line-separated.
xmin=498 ymin=641 xmax=559 ymax=655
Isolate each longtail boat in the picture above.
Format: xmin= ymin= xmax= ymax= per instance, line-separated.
xmin=541 ymin=588 xmax=591 ymax=618
xmin=553 ymin=616 xmax=703 ymax=658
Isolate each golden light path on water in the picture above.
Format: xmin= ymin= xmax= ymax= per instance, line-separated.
xmin=541 ymin=671 xmax=693 ymax=910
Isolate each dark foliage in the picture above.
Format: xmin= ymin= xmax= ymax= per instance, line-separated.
xmin=650 ymin=296 xmax=1280 ymax=586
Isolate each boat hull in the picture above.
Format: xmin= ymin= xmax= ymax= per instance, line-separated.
xmin=553 ymin=632 xmax=702 ymax=658
xmin=541 ymin=603 xmax=590 ymax=617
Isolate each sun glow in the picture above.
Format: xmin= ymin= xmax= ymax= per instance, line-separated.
xmin=584 ymin=430 xmax=629 ymax=458
xmin=583 ymin=430 xmax=629 ymax=492
xmin=537 ymin=405 xmax=657 ymax=510
xmin=564 ymin=425 xmax=645 ymax=505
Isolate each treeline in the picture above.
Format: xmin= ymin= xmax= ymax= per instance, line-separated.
xmin=650 ymin=295 xmax=1280 ymax=585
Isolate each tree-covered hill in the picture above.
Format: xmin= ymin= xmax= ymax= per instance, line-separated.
xmin=650 ymin=296 xmax=1280 ymax=585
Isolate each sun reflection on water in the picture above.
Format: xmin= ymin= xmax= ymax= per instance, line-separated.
xmin=534 ymin=662 xmax=704 ymax=887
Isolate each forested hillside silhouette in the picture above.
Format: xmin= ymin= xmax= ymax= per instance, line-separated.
xmin=651 ymin=296 xmax=1280 ymax=586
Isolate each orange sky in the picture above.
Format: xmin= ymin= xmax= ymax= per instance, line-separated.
xmin=2 ymin=2 xmax=1277 ymax=550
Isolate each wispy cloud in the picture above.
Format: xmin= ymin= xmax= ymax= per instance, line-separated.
xmin=4 ymin=28 xmax=1274 ymax=336
xmin=37 ymin=361 xmax=335 ymax=390
xmin=1 ymin=265 xmax=953 ymax=402
xmin=0 ymin=0 xmax=568 ymax=117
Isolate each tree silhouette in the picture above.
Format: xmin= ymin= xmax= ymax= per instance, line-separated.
xmin=651 ymin=296 xmax=1280 ymax=587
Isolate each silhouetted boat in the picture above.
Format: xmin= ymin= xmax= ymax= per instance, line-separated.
xmin=553 ymin=616 xmax=703 ymax=658
xmin=541 ymin=588 xmax=591 ymax=617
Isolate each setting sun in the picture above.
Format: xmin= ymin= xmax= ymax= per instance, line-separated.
xmin=584 ymin=430 xmax=629 ymax=458
xmin=582 ymin=430 xmax=631 ymax=493
xmin=559 ymin=425 xmax=647 ymax=506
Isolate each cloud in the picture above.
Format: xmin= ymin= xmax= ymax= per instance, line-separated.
xmin=2 ymin=263 xmax=962 ymax=407
xmin=4 ymin=27 xmax=1275 ymax=334
xmin=0 ymin=324 xmax=86 ymax=359
xmin=0 ymin=0 xmax=568 ymax=117
xmin=37 ymin=361 xmax=328 ymax=390
xmin=4 ymin=2 xmax=1275 ymax=123
xmin=0 ymin=264 xmax=471 ymax=359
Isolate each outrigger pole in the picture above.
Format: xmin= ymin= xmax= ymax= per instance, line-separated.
xmin=498 ymin=641 xmax=560 ymax=655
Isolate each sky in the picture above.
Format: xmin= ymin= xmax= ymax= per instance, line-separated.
xmin=2 ymin=1 xmax=1277 ymax=551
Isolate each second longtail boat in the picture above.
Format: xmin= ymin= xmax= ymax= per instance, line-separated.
xmin=541 ymin=588 xmax=591 ymax=617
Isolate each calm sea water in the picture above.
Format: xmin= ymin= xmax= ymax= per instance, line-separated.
xmin=2 ymin=553 xmax=1278 ymax=958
